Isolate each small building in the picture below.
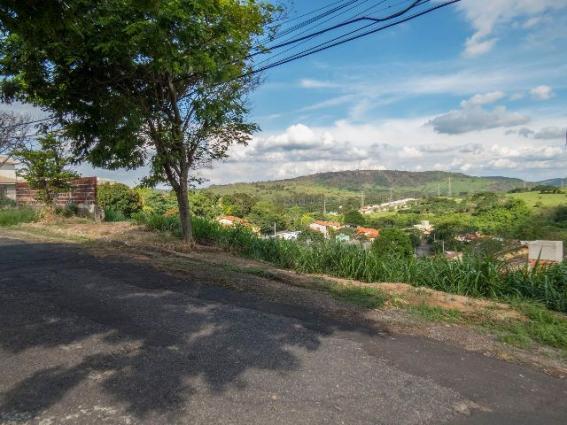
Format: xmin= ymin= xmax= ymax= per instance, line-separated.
xmin=528 ymin=240 xmax=563 ymax=267
xmin=217 ymin=215 xmax=246 ymax=227
xmin=455 ymin=232 xmax=482 ymax=243
xmin=274 ymin=231 xmax=301 ymax=241
xmin=0 ymin=156 xmax=17 ymax=201
xmin=309 ymin=220 xmax=343 ymax=238
xmin=335 ymin=233 xmax=351 ymax=243
xmin=355 ymin=226 xmax=380 ymax=241
xmin=360 ymin=198 xmax=417 ymax=214
xmin=413 ymin=220 xmax=434 ymax=236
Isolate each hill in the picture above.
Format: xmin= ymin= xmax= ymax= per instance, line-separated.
xmin=537 ymin=177 xmax=567 ymax=188
xmin=205 ymin=170 xmax=530 ymax=207
xmin=207 ymin=170 xmax=528 ymax=195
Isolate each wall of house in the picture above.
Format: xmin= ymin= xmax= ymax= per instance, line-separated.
xmin=16 ymin=177 xmax=97 ymax=212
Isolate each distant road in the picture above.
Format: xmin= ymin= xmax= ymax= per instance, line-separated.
xmin=1 ymin=235 xmax=566 ymax=424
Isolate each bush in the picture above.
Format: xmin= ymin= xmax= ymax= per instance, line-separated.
xmin=343 ymin=210 xmax=365 ymax=225
xmin=371 ymin=228 xmax=414 ymax=258
xmin=0 ymin=198 xmax=17 ymax=209
xmin=97 ymin=183 xmax=142 ymax=219
xmin=0 ymin=207 xmax=38 ymax=226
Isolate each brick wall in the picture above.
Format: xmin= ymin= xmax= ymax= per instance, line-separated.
xmin=16 ymin=177 xmax=97 ymax=207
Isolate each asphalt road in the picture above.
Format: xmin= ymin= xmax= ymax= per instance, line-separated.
xmin=1 ymin=235 xmax=566 ymax=425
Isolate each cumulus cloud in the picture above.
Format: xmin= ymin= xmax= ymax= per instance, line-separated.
xmin=509 ymin=126 xmax=566 ymax=140
xmin=458 ymin=0 xmax=567 ymax=56
xmin=530 ymin=85 xmax=554 ymax=100
xmin=429 ymin=105 xmax=529 ymax=135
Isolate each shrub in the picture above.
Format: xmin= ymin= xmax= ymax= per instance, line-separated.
xmin=0 ymin=207 xmax=38 ymax=226
xmin=97 ymin=183 xmax=142 ymax=219
xmin=343 ymin=210 xmax=365 ymax=226
xmin=371 ymin=228 xmax=414 ymax=258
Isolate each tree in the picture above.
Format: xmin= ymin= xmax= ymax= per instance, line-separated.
xmin=371 ymin=228 xmax=414 ymax=259
xmin=0 ymin=1 xmax=276 ymax=244
xmin=221 ymin=193 xmax=256 ymax=217
xmin=15 ymin=134 xmax=78 ymax=205
xmin=343 ymin=210 xmax=366 ymax=226
xmin=97 ymin=183 xmax=142 ymax=218
xmin=0 ymin=112 xmax=29 ymax=165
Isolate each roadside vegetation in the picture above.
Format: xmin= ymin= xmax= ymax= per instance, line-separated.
xmin=132 ymin=211 xmax=567 ymax=314
xmin=0 ymin=206 xmax=38 ymax=226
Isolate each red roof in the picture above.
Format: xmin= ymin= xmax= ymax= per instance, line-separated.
xmin=356 ymin=227 xmax=380 ymax=239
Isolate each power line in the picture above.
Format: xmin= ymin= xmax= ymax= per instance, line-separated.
xmin=249 ymin=0 xmax=458 ymax=76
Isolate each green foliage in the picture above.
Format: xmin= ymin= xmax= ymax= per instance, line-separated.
xmin=97 ymin=183 xmax=142 ymax=219
xmin=0 ymin=0 xmax=278 ymax=243
xmin=137 ymin=188 xmax=177 ymax=216
xmin=0 ymin=207 xmax=38 ymax=226
xmin=188 ymin=191 xmax=220 ymax=220
xmin=14 ymin=134 xmax=78 ymax=204
xmin=221 ymin=193 xmax=256 ymax=217
xmin=372 ymin=228 xmax=414 ymax=258
xmin=343 ymin=210 xmax=365 ymax=225
xmin=135 ymin=211 xmax=567 ymax=313
xmin=246 ymin=200 xmax=286 ymax=234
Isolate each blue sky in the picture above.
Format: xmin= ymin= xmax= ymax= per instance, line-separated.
xmin=5 ymin=0 xmax=567 ymax=186
xmin=195 ymin=0 xmax=567 ymax=186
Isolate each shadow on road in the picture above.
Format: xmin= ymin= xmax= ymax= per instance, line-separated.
xmin=0 ymin=238 xmax=381 ymax=421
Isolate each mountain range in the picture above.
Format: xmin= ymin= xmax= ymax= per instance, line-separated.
xmin=207 ymin=170 xmax=550 ymax=198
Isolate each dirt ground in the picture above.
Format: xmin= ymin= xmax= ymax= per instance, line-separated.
xmin=4 ymin=221 xmax=567 ymax=377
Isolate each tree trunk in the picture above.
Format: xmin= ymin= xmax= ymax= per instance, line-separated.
xmin=175 ymin=176 xmax=194 ymax=246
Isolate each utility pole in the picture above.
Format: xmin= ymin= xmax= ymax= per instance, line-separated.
xmin=273 ymin=222 xmax=277 ymax=237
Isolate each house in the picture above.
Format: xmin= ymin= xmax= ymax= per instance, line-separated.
xmin=216 ymin=215 xmax=259 ymax=233
xmin=309 ymin=220 xmax=343 ymax=238
xmin=413 ymin=220 xmax=434 ymax=236
xmin=274 ymin=231 xmax=301 ymax=241
xmin=360 ymin=198 xmax=417 ymax=214
xmin=355 ymin=226 xmax=380 ymax=241
xmin=455 ymin=232 xmax=482 ymax=243
xmin=217 ymin=215 xmax=247 ymax=227
xmin=0 ymin=156 xmax=18 ymax=201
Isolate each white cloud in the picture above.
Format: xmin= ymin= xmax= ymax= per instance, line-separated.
xmin=458 ymin=0 xmax=567 ymax=56
xmin=196 ymin=116 xmax=567 ymax=185
xmin=460 ymin=91 xmax=506 ymax=108
xmin=299 ymin=79 xmax=339 ymax=89
xmin=530 ymin=85 xmax=554 ymax=100
xmin=429 ymin=105 xmax=529 ymax=135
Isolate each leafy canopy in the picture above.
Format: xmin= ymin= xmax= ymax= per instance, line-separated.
xmin=15 ymin=134 xmax=79 ymax=204
xmin=0 ymin=0 xmax=277 ymax=242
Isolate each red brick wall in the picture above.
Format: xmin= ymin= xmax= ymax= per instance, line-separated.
xmin=16 ymin=177 xmax=97 ymax=207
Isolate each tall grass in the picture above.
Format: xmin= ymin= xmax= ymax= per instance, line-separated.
xmin=135 ymin=213 xmax=567 ymax=313
xmin=0 ymin=207 xmax=38 ymax=226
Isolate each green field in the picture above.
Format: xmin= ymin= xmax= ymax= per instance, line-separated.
xmin=507 ymin=192 xmax=567 ymax=210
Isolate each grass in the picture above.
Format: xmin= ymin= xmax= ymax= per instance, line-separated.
xmin=409 ymin=299 xmax=567 ymax=354
xmin=0 ymin=207 xmax=38 ymax=226
xmin=507 ymin=192 xmax=567 ymax=210
xmin=134 ymin=212 xmax=567 ymax=314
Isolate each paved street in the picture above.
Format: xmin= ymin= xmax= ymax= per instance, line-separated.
xmin=1 ymin=235 xmax=566 ymax=424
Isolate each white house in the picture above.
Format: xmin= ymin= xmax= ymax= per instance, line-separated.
xmin=0 ymin=156 xmax=17 ymax=201
xmin=274 ymin=231 xmax=302 ymax=241
xmin=309 ymin=220 xmax=343 ymax=238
